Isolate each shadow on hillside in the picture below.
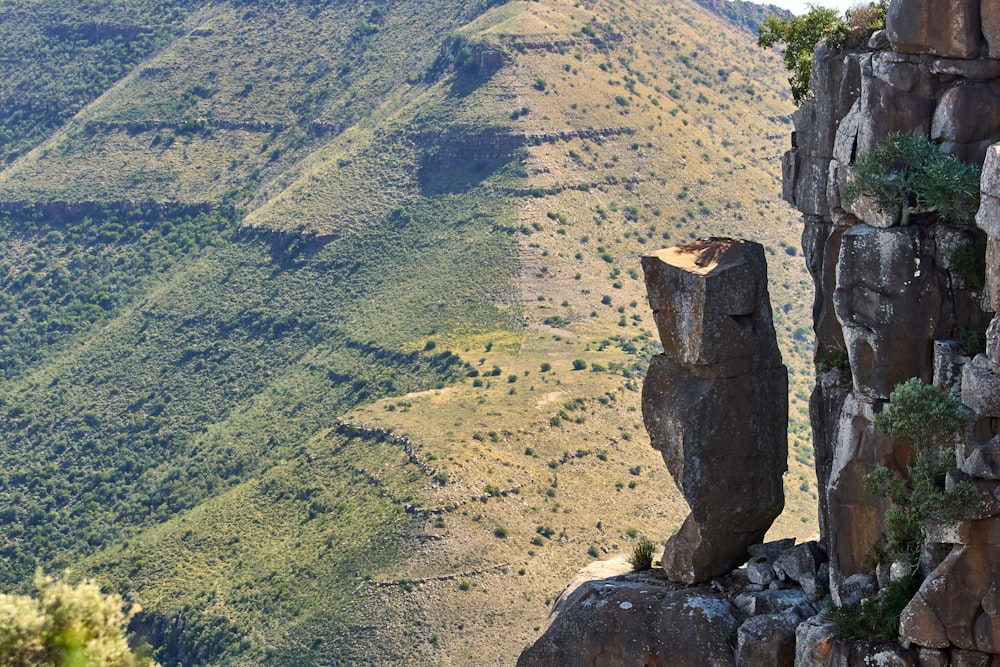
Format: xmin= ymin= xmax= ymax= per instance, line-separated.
xmin=417 ymin=150 xmax=517 ymax=195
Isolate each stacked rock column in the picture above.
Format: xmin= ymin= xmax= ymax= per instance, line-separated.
xmin=641 ymin=239 xmax=788 ymax=584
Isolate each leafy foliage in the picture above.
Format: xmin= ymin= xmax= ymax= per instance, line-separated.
xmin=757 ymin=2 xmax=885 ymax=104
xmin=0 ymin=572 xmax=157 ymax=667
xmin=868 ymin=379 xmax=974 ymax=564
xmin=829 ymin=573 xmax=920 ymax=641
xmin=628 ymin=537 xmax=656 ymax=571
xmin=757 ymin=6 xmax=844 ymax=104
xmin=845 ymin=133 xmax=982 ymax=225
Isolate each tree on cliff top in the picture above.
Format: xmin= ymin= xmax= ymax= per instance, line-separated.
xmin=757 ymin=2 xmax=886 ymax=104
xmin=0 ymin=572 xmax=158 ymax=667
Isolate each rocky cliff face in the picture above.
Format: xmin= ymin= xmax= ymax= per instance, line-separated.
xmin=519 ymin=1 xmax=1000 ymax=664
xmin=787 ymin=0 xmax=1000 ymax=661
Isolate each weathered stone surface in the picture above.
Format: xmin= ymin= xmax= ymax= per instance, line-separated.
xmin=834 ymin=224 xmax=942 ymax=399
xmin=929 ymin=57 xmax=1000 ymax=79
xmin=962 ymin=436 xmax=1000 ymax=480
xmin=837 ymin=572 xmax=875 ymax=608
xmin=947 ymin=470 xmax=1000 ymax=520
xmin=988 ymin=238 xmax=1000 ymax=313
xmin=978 ymin=194 xmax=1000 ymax=242
xmin=549 ymin=555 xmax=633 ymax=608
xmin=775 ymin=541 xmax=827 ymax=590
xmin=736 ymin=613 xmax=798 ymax=667
xmin=830 ymin=639 xmax=919 ymax=666
xmin=735 ymin=588 xmax=817 ymax=619
xmin=808 ymin=45 xmax=864 ymax=159
xmin=901 ymin=522 xmax=1000 ymax=653
xmin=856 ymin=69 xmax=935 ymax=156
xmin=933 ymin=86 xmax=1000 ymax=146
xmin=886 ymin=0 xmax=981 ymax=58
xmin=935 ymin=340 xmax=971 ymax=389
xmin=747 ymin=554 xmax=776 ymax=588
xmin=517 ymin=578 xmax=737 ymax=667
xmin=642 ymin=239 xmax=787 ymax=584
xmin=917 ymin=647 xmax=950 ymax=667
xmin=953 ymin=649 xmax=993 ymax=667
xmin=811 ymin=368 xmax=851 ymax=554
xmin=642 ymin=240 xmax=780 ymax=374
xmin=989 ymin=318 xmax=1000 ymax=367
xmin=963 ymin=355 xmax=1000 ymax=418
xmin=825 ymin=394 xmax=910 ymax=603
xmin=802 ymin=222 xmax=847 ymax=365
xmin=644 ymin=355 xmax=788 ymax=583
xmin=796 ymin=612 xmax=837 ymax=667
xmin=982 ymin=0 xmax=1000 ymax=58
xmin=981 ymin=144 xmax=1000 ymax=200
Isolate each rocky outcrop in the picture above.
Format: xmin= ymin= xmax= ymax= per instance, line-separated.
xmin=785 ymin=0 xmax=996 ymax=609
xmin=518 ymin=539 xmax=830 ymax=667
xmin=640 ymin=239 xmax=787 ymax=584
xmin=523 ymin=1 xmax=1000 ymax=664
xmin=786 ymin=0 xmax=1000 ymax=659
xmin=516 ymin=574 xmax=739 ymax=667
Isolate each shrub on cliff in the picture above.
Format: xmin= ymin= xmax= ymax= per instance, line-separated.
xmin=867 ymin=378 xmax=974 ymax=566
xmin=0 ymin=572 xmax=158 ymax=667
xmin=845 ymin=133 xmax=982 ymax=225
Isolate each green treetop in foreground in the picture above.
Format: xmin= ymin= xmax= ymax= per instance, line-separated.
xmin=758 ymin=2 xmax=886 ymax=104
xmin=0 ymin=573 xmax=157 ymax=667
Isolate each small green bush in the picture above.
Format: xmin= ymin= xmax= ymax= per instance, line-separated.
xmin=628 ymin=537 xmax=656 ymax=571
xmin=830 ymin=573 xmax=920 ymax=641
xmin=845 ymin=133 xmax=981 ymax=225
xmin=868 ymin=379 xmax=975 ymax=564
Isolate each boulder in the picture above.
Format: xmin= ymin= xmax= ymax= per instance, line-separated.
xmin=900 ymin=517 xmax=1000 ymax=653
xmin=642 ymin=240 xmax=787 ymax=584
xmin=776 ymin=541 xmax=828 ymax=591
xmin=982 ymin=0 xmax=1000 ymax=58
xmin=963 ymin=355 xmax=1000 ymax=418
xmin=961 ymin=436 xmax=1000 ymax=480
xmin=736 ymin=613 xmax=798 ymax=667
xmin=795 ymin=611 xmax=837 ymax=667
xmin=829 ymin=640 xmax=919 ymax=666
xmin=932 ymin=85 xmax=1000 ymax=146
xmin=642 ymin=241 xmax=778 ymax=374
xmin=644 ymin=355 xmax=788 ymax=582
xmin=885 ymin=0 xmax=981 ymax=58
xmin=834 ymin=225 xmax=943 ymax=399
xmin=735 ymin=588 xmax=817 ymax=619
xmin=517 ymin=578 xmax=737 ymax=667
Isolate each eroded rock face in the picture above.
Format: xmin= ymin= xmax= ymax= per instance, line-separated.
xmin=641 ymin=239 xmax=787 ymax=584
xmin=900 ymin=518 xmax=1000 ymax=653
xmin=886 ymin=0 xmax=982 ymax=58
xmin=515 ymin=575 xmax=738 ymax=667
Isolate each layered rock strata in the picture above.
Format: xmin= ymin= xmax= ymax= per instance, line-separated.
xmin=640 ymin=239 xmax=788 ymax=584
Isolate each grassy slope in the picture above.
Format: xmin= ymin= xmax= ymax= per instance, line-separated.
xmin=0 ymin=0 xmax=816 ymax=664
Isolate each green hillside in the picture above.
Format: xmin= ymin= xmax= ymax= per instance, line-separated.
xmin=0 ymin=0 xmax=813 ymax=664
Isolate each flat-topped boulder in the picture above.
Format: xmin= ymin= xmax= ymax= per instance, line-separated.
xmin=642 ymin=239 xmax=788 ymax=583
